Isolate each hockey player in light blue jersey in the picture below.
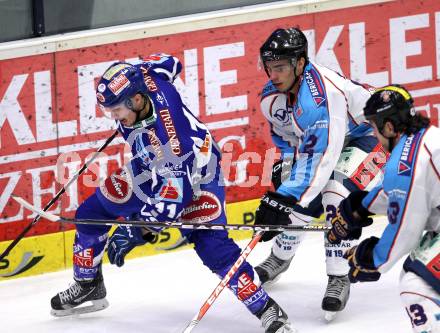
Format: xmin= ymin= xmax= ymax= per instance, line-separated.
xmin=253 ymin=28 xmax=387 ymax=320
xmin=50 ymin=54 xmax=294 ymax=333
xmin=328 ymin=85 xmax=439 ymax=333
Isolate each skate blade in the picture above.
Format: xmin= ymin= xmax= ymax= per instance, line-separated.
xmin=51 ymin=298 xmax=109 ymax=317
xmin=324 ymin=311 xmax=337 ymax=322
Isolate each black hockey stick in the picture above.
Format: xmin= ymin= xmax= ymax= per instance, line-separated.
xmin=0 ymin=130 xmax=119 ymax=261
xmin=12 ymin=195 xmax=331 ymax=232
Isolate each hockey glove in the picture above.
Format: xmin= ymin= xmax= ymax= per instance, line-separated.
xmin=107 ymin=225 xmax=155 ymax=267
xmin=327 ymin=190 xmax=374 ymax=244
xmin=255 ymin=191 xmax=296 ymax=242
xmin=343 ymin=236 xmax=381 ymax=283
xmin=271 ymin=157 xmax=294 ymax=190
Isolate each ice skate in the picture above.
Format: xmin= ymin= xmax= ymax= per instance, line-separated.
xmin=255 ymin=251 xmax=293 ymax=286
xmin=322 ymin=275 xmax=350 ymax=321
xmin=50 ymin=273 xmax=108 ymax=317
xmin=257 ymin=297 xmax=296 ymax=333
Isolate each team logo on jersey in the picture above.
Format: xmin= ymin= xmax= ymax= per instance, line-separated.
xmin=272 ymin=108 xmax=290 ymax=124
xmin=156 ymin=178 xmax=183 ymax=203
xmin=100 ymin=167 xmax=133 ymax=203
xmin=180 ymin=191 xmax=222 ymax=223
xmin=304 ymin=68 xmax=326 ymax=107
xmin=398 ymin=132 xmax=421 ymax=176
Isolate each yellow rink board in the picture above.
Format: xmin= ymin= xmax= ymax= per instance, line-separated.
xmin=0 ymin=199 xmax=259 ymax=280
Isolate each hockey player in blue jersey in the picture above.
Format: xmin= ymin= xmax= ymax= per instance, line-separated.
xmin=50 ymin=54 xmax=294 ymax=333
xmin=327 ymin=85 xmax=439 ymax=332
xmin=253 ymin=28 xmax=387 ymax=320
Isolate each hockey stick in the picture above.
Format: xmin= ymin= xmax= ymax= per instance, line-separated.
xmin=11 ymin=195 xmax=331 ymax=233
xmin=182 ymin=231 xmax=264 ymax=333
xmin=0 ymin=130 xmax=119 ymax=261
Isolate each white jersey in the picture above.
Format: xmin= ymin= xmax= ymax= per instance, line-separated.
xmin=260 ymin=90 xmax=299 ymax=152
xmin=363 ymin=126 xmax=440 ymax=284
xmin=260 ymin=61 xmax=373 ymax=206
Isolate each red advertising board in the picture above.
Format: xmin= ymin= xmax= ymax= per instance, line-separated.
xmin=1 ymin=0 xmax=440 ymax=241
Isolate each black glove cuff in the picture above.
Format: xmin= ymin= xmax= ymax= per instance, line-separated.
xmin=271 ymin=157 xmax=294 ymax=190
xmin=347 ymin=190 xmax=373 ymax=218
xmin=357 ymin=201 xmax=373 ymax=219
xmin=261 ymin=191 xmax=297 ymax=213
xmin=356 ymin=236 xmax=380 ymax=269
xmin=142 ymin=232 xmax=156 ymax=243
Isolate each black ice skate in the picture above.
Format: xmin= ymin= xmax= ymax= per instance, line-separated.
xmin=322 ymin=275 xmax=350 ymax=321
xmin=255 ymin=251 xmax=293 ymax=285
xmin=256 ymin=297 xmax=296 ymax=333
xmin=51 ymin=272 xmax=108 ymax=317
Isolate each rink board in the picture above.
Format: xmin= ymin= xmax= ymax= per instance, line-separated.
xmin=0 ymin=198 xmax=258 ymax=279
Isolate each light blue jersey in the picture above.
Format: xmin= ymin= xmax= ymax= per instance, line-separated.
xmin=261 ymin=61 xmax=374 ymax=206
xmin=362 ymin=126 xmax=440 ymax=292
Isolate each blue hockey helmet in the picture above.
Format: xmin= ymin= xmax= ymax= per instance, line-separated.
xmin=96 ymin=62 xmax=146 ymax=108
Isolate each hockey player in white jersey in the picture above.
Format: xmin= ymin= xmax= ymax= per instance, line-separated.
xmin=328 ymin=85 xmax=439 ymax=332
xmin=253 ymin=27 xmax=387 ymax=320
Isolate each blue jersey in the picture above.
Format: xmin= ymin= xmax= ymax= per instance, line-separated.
xmin=95 ymin=55 xmax=223 ymax=224
xmin=73 ymin=55 xmax=271 ymax=316
xmin=260 ymin=61 xmax=373 ymax=206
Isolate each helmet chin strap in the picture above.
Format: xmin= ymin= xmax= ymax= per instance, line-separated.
xmin=287 ymin=73 xmax=300 ymax=92
xmin=287 ymin=59 xmax=301 ymax=95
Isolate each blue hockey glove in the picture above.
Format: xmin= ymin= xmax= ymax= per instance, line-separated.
xmin=107 ymin=226 xmax=155 ymax=267
xmin=343 ymin=236 xmax=381 ymax=283
xmin=255 ymin=191 xmax=296 ymax=242
xmin=327 ymin=191 xmax=374 ymax=244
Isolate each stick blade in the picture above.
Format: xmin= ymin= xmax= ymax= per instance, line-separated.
xmin=11 ymin=195 xmax=60 ymax=222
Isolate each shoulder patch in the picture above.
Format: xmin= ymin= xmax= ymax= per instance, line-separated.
xmin=303 ymin=66 xmax=326 ymax=107
xmin=270 ymin=106 xmax=290 ymax=125
xmin=398 ymin=131 xmax=422 ymax=176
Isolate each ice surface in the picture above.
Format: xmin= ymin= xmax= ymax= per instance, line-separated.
xmin=0 ymin=218 xmax=411 ymax=333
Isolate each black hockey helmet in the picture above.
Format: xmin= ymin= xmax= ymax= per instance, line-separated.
xmin=260 ymin=28 xmax=308 ymax=66
xmin=364 ymin=84 xmax=415 ymax=133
